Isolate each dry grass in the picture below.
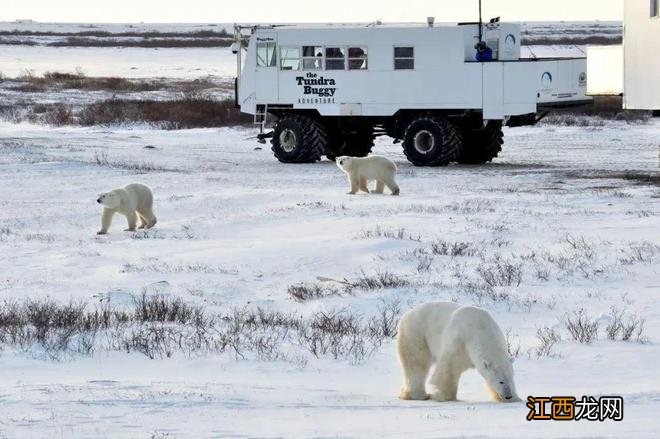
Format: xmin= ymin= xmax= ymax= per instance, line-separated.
xmin=287 ymin=283 xmax=347 ymax=302
xmin=541 ymin=97 xmax=651 ymax=126
xmin=0 ymin=29 xmax=231 ymax=48
xmin=356 ymin=226 xmax=421 ymax=242
xmin=12 ymin=71 xmax=223 ymax=93
xmin=49 ymin=37 xmax=231 ymax=48
xmin=0 ymin=29 xmax=230 ymax=38
xmin=523 ymin=36 xmax=621 ymax=46
xmin=78 ymin=98 xmax=251 ymax=129
xmin=0 ymin=295 xmax=401 ymax=364
xmin=562 ymin=170 xmax=660 ymax=187
xmin=91 ymin=151 xmax=184 ymax=173
xmin=8 ymin=97 xmax=251 ymax=129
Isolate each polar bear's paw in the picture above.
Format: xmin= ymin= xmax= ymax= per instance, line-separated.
xmin=399 ymin=389 xmax=430 ymax=401
xmin=430 ymin=391 xmax=457 ymax=402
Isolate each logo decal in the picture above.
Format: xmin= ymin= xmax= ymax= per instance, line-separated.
xmin=579 ymin=72 xmax=587 ymax=87
xmin=295 ymin=72 xmax=337 ymax=101
xmin=505 ymin=34 xmax=516 ymax=48
xmin=542 ymin=72 xmax=553 ymax=87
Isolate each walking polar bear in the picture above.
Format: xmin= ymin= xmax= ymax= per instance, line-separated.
xmin=97 ymin=183 xmax=157 ymax=234
xmin=336 ymin=155 xmax=400 ymax=195
xmin=397 ymin=302 xmax=520 ymax=403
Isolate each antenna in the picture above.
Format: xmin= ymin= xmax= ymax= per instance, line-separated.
xmin=478 ymin=0 xmax=483 ymax=43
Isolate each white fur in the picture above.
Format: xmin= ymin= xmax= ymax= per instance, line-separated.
xmin=97 ymin=183 xmax=157 ymax=234
xmin=336 ymin=155 xmax=400 ymax=196
xmin=396 ymin=302 xmax=520 ymax=403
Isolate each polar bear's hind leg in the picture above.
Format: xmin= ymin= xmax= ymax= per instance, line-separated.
xmin=359 ymin=177 xmax=370 ymax=193
xmin=397 ymin=325 xmax=431 ymax=400
xmin=383 ymin=175 xmax=400 ymax=196
xmin=138 ymin=208 xmax=157 ymax=228
xmin=374 ymin=180 xmax=385 ymax=194
xmin=137 ymin=213 xmax=148 ymax=229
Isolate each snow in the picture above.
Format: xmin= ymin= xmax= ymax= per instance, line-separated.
xmin=0 ymin=46 xmax=237 ymax=79
xmin=0 ymin=119 xmax=658 ymax=437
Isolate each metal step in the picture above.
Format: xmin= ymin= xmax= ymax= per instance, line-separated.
xmin=253 ymin=105 xmax=268 ymax=133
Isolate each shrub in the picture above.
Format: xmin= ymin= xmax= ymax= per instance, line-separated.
xmin=605 ymin=307 xmax=646 ymax=342
xmin=564 ymin=309 xmax=599 ymax=344
xmin=534 ymin=326 xmax=561 ymax=358
xmin=287 ymin=283 xmax=346 ymax=302
xmin=476 ymin=256 xmax=523 ymax=287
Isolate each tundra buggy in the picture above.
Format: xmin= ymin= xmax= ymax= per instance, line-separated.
xmin=232 ymin=20 xmax=590 ymax=166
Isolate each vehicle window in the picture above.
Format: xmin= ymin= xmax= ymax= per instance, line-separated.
xmin=394 ymin=46 xmax=414 ymax=70
xmin=280 ymin=47 xmax=300 ymax=70
xmin=348 ymin=47 xmax=368 ymax=70
xmin=257 ymin=42 xmax=277 ymax=67
xmin=302 ymin=46 xmax=323 ymax=70
xmin=325 ymin=47 xmax=345 ymax=70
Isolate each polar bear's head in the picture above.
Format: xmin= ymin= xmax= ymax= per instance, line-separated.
xmin=336 ymin=156 xmax=353 ymax=172
xmin=480 ymin=359 xmax=520 ymax=403
xmin=97 ymin=191 xmax=121 ymax=209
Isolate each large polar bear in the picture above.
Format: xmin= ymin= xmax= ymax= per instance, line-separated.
xmin=396 ymin=302 xmax=520 ymax=403
xmin=96 ymin=183 xmax=157 ymax=234
xmin=336 ymin=155 xmax=400 ymax=195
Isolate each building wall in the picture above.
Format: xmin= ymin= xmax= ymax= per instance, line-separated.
xmin=624 ymin=0 xmax=660 ymax=109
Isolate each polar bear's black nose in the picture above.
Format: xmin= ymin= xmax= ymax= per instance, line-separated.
xmin=97 ymin=198 xmax=101 ymax=203
xmin=505 ymin=396 xmax=512 ymax=400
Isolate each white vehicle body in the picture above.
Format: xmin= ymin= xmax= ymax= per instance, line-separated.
xmin=232 ymin=21 xmax=590 ymax=167
xmin=236 ymin=22 xmax=589 ymax=120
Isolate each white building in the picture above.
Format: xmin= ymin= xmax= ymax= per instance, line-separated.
xmin=587 ymin=0 xmax=659 ymax=111
xmin=624 ymin=0 xmax=660 ymax=110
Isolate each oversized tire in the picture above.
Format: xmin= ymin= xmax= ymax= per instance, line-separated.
xmin=324 ymin=125 xmax=374 ymax=161
xmin=271 ymin=115 xmax=327 ymax=163
xmin=342 ymin=125 xmax=374 ymax=157
xmin=401 ymin=116 xmax=462 ymax=166
xmin=457 ymin=120 xmax=503 ymax=164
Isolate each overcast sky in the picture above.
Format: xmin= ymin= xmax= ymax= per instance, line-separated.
xmin=1 ymin=0 xmax=622 ymax=23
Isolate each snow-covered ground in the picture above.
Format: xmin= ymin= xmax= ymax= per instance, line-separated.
xmin=0 ymin=120 xmax=658 ymax=438
xmin=0 ymin=46 xmax=236 ymax=79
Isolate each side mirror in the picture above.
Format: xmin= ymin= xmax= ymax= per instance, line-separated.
xmin=230 ymin=42 xmax=240 ymax=54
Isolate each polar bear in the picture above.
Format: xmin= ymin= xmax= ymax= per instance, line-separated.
xmin=396 ymin=302 xmax=520 ymax=403
xmin=336 ymin=155 xmax=400 ymax=196
xmin=96 ymin=183 xmax=157 ymax=234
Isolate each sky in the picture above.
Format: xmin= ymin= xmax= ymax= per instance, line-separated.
xmin=0 ymin=0 xmax=623 ymax=23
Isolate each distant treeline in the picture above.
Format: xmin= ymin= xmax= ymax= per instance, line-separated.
xmin=522 ymin=36 xmax=622 ymax=46
xmin=48 ymin=37 xmax=232 ymax=48
xmin=0 ymin=29 xmax=230 ymax=38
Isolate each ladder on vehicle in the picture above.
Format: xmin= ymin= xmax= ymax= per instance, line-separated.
xmin=254 ymin=104 xmax=268 ymax=134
